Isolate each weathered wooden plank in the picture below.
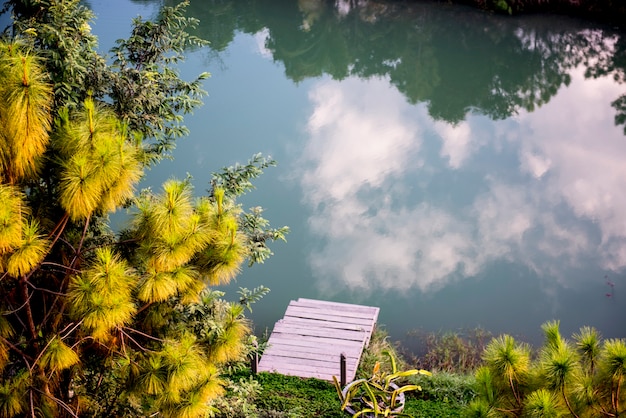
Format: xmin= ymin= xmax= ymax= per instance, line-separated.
xmin=258 ymin=356 xmax=347 ymax=376
xmin=264 ymin=333 xmax=359 ymax=348
xmin=285 ymin=305 xmax=377 ymax=322
xmin=294 ymin=298 xmax=380 ymax=315
xmin=261 ymin=348 xmax=357 ymax=363
xmin=257 ymin=298 xmax=379 ymax=382
xmin=279 ymin=316 xmax=371 ymax=332
xmin=271 ymin=323 xmax=367 ymax=341
xmin=262 ymin=339 xmax=362 ymax=357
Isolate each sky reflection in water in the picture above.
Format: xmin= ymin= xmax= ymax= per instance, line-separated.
xmin=83 ymin=0 xmax=626 ymax=344
xmin=297 ymin=68 xmax=626 ymax=297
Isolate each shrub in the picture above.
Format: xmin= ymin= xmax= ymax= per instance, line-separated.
xmin=464 ymin=321 xmax=626 ymax=417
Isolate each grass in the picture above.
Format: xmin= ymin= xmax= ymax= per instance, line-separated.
xmin=211 ymin=327 xmax=479 ymax=417
xmin=214 ymin=369 xmax=468 ymax=417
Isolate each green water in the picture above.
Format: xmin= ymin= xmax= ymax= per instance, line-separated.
xmin=83 ymin=0 xmax=626 ymax=350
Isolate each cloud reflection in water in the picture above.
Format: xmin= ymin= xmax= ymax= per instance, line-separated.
xmin=297 ymin=69 xmax=626 ymax=295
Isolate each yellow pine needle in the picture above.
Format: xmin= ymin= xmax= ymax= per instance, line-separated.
xmin=202 ymin=234 xmax=246 ymax=286
xmin=0 ymin=316 xmax=13 ymax=339
xmin=524 ymin=389 xmax=560 ymax=417
xmin=38 ymin=336 xmax=80 ymax=371
xmin=0 ymin=376 xmax=27 ymax=418
xmin=162 ymin=335 xmax=209 ymax=397
xmin=600 ymin=339 xmax=626 ymax=380
xmin=150 ymin=234 xmax=200 ymax=272
xmin=170 ymin=265 xmax=199 ymax=295
xmin=0 ymin=343 xmax=8 ymax=372
xmin=6 ymin=219 xmax=48 ymax=277
xmin=155 ymin=180 xmax=195 ymax=236
xmin=67 ymin=275 xmax=95 ymax=318
xmin=68 ymin=248 xmax=136 ymax=339
xmin=59 ymin=99 xmax=139 ymax=220
xmin=59 ymin=153 xmax=103 ymax=221
xmin=82 ymin=293 xmax=135 ymax=341
xmin=0 ymin=316 xmax=13 ymax=369
xmin=208 ymin=304 xmax=250 ymax=364
xmin=142 ymin=304 xmax=169 ymax=332
xmin=88 ymin=247 xmax=136 ymax=295
xmin=98 ymin=141 xmax=143 ymax=213
xmin=0 ymin=52 xmax=53 ymax=182
xmin=167 ymin=381 xmax=219 ymax=418
xmin=137 ymin=270 xmax=179 ymax=303
xmin=0 ymin=185 xmax=26 ymax=252
xmin=137 ymin=355 xmax=167 ymax=395
xmin=177 ymin=278 xmax=205 ymax=305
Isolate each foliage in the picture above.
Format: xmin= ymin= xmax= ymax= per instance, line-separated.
xmin=0 ymin=1 xmax=287 ymax=417
xmin=7 ymin=0 xmax=209 ymax=165
xmin=411 ymin=372 xmax=477 ymax=406
xmin=108 ymin=1 xmax=210 ymax=163
xmin=209 ymin=375 xmax=262 ymax=418
xmin=407 ymin=327 xmax=493 ymax=374
xmin=464 ymin=321 xmax=626 ymax=417
xmin=333 ymin=349 xmax=431 ymax=417
xmin=238 ymin=285 xmax=271 ymax=313
xmin=210 ymin=153 xmax=289 ymax=266
xmin=357 ymin=327 xmax=406 ymax=378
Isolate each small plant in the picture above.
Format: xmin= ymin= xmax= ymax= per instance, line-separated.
xmin=333 ymin=350 xmax=432 ymax=417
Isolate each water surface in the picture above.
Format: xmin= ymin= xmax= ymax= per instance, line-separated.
xmin=86 ymin=0 xmax=626 ymax=350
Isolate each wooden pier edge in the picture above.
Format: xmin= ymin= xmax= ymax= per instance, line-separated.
xmin=257 ymin=298 xmax=380 ymax=382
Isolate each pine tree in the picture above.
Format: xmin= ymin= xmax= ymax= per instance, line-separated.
xmin=0 ymin=1 xmax=287 ymax=417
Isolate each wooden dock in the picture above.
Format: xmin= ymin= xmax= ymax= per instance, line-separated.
xmin=257 ymin=298 xmax=379 ymax=382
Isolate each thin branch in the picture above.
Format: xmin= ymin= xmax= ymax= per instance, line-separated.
xmin=30 ymin=333 xmax=57 ymax=372
xmin=562 ymin=384 xmax=580 ymax=418
xmin=70 ymin=215 xmax=90 ymax=271
xmin=0 ymin=336 xmax=35 ymax=363
xmin=47 ymin=213 xmax=69 ymax=250
xmin=20 ymin=278 xmax=37 ymax=341
xmin=40 ymin=261 xmax=81 ymax=273
xmin=82 ymin=237 xmax=140 ymax=254
xmin=60 ymin=321 xmax=82 ymax=340
xmin=26 ymin=281 xmax=66 ymax=296
xmin=123 ymin=325 xmax=164 ymax=342
xmin=3 ymin=290 xmax=34 ymax=314
xmin=31 ymin=387 xmax=79 ymax=418
xmin=119 ymin=328 xmax=150 ymax=352
xmin=29 ymin=388 xmax=35 ymax=418
xmin=136 ymin=302 xmax=153 ymax=315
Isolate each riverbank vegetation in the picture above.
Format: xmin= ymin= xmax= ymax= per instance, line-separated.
xmin=210 ymin=323 xmax=626 ymax=417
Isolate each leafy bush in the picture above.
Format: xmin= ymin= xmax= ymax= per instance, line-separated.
xmin=210 ymin=375 xmax=262 ymax=418
xmin=464 ymin=321 xmax=626 ymax=417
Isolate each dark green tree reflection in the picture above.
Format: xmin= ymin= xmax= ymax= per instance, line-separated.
xmin=154 ymin=0 xmax=625 ymax=130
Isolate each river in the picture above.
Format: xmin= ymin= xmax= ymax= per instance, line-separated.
xmin=33 ymin=0 xmax=626 ymax=351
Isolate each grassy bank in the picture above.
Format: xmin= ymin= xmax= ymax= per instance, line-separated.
xmin=212 ymin=370 xmax=471 ymax=417
xmin=211 ymin=328 xmax=479 ymax=417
